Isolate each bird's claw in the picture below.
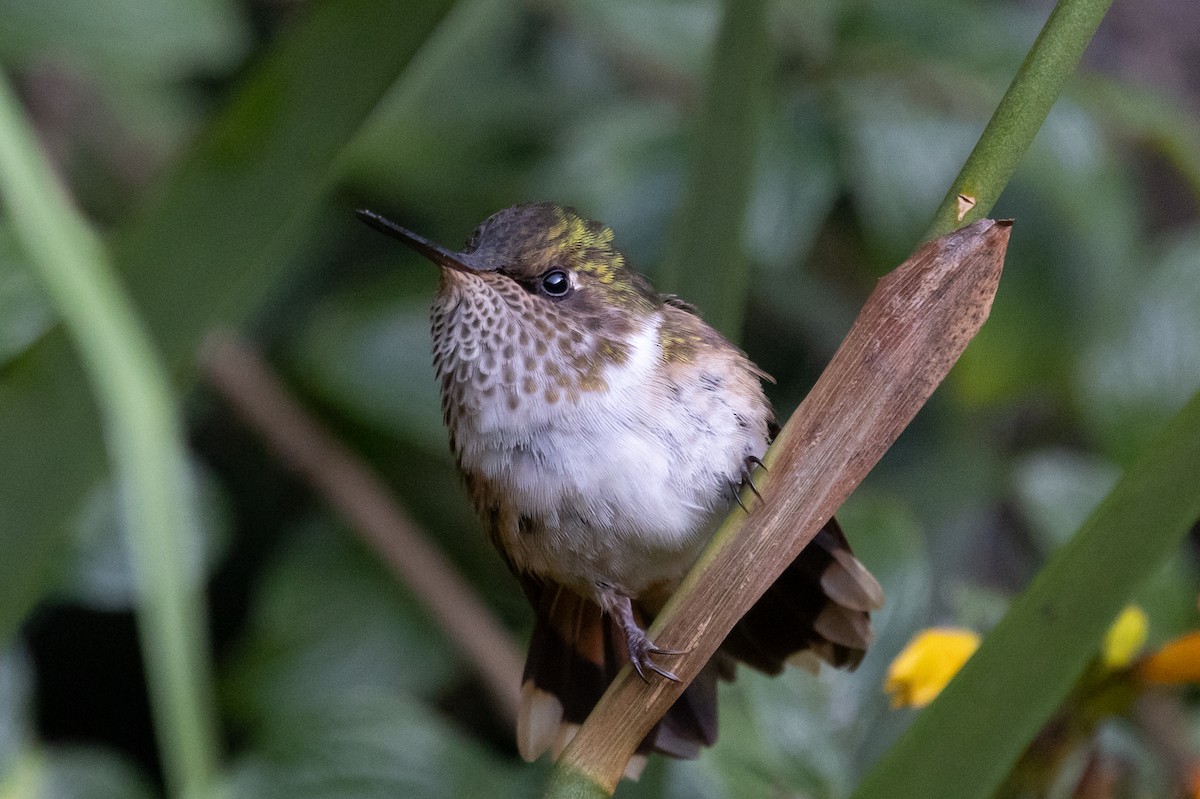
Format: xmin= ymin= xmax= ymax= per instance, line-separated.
xmin=741 ymin=455 xmax=765 ymax=500
xmin=600 ymin=588 xmax=689 ymax=682
xmin=626 ymin=632 xmax=683 ymax=683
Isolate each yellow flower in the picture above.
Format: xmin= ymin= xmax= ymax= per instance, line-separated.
xmin=1101 ymin=605 xmax=1148 ymax=669
xmin=885 ymin=627 xmax=981 ymax=709
xmin=1138 ymin=630 xmax=1200 ymax=685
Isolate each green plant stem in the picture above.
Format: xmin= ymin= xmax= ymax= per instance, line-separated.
xmin=0 ymin=73 xmax=218 ymax=798
xmin=852 ymin=389 xmax=1200 ymax=799
xmin=658 ymin=0 xmax=769 ymax=340
xmin=924 ymin=0 xmax=1115 ymax=239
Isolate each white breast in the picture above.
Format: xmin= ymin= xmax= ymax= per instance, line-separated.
xmin=445 ymin=312 xmax=766 ymax=595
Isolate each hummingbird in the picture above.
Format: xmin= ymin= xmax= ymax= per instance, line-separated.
xmin=357 ymin=203 xmax=883 ymax=772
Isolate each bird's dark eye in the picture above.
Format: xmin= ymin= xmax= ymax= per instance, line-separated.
xmin=540 ymin=269 xmax=571 ymax=298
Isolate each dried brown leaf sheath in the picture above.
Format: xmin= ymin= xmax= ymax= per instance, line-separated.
xmin=555 ymin=219 xmax=1011 ymax=792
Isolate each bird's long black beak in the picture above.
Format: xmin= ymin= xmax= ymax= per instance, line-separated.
xmin=356 ymin=209 xmax=475 ymax=272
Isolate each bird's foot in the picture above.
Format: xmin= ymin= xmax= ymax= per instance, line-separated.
xmin=625 ymin=630 xmax=683 ymax=683
xmin=598 ymin=588 xmax=683 ymax=682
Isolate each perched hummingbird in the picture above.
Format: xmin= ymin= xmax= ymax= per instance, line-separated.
xmin=357 ymin=203 xmax=883 ymax=771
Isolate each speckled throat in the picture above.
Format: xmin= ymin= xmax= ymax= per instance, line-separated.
xmin=431 ymin=267 xmax=636 ymax=436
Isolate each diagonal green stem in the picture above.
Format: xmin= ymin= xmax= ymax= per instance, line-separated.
xmin=0 ymin=73 xmax=219 ymax=798
xmin=924 ymin=0 xmax=1115 ymax=239
xmin=852 ymin=390 xmax=1200 ymax=799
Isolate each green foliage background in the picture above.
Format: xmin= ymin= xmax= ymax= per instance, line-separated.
xmin=0 ymin=0 xmax=1198 ymax=797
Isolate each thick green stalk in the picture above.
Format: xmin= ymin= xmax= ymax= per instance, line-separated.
xmin=0 ymin=75 xmax=218 ymax=798
xmin=924 ymin=0 xmax=1114 ymax=238
xmin=658 ymin=0 xmax=769 ymax=340
xmin=851 ymin=2 xmax=1137 ymax=794
xmin=851 ymin=390 xmax=1200 ymax=799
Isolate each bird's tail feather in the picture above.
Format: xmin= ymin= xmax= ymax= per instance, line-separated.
xmin=516 ymin=518 xmax=882 ymax=771
xmin=517 ymin=583 xmax=718 ymax=769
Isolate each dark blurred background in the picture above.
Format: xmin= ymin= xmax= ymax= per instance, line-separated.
xmin=1 ymin=0 xmax=1198 ymax=796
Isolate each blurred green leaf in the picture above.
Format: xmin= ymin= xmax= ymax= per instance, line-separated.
xmin=746 ymin=105 xmax=840 ymax=272
xmin=573 ymin=0 xmax=717 ymax=79
xmin=0 ymin=0 xmax=247 ymax=77
xmin=834 ymin=497 xmax=934 ymax=769
xmin=1011 ymin=449 xmax=1119 ymax=552
xmin=531 ymin=100 xmax=684 ymax=272
xmin=2 ymin=646 xmax=155 ymax=799
xmin=1079 ymin=77 xmax=1200 ymax=202
xmin=223 ymin=697 xmax=538 ymax=799
xmin=682 ymin=674 xmax=839 ymax=799
xmin=0 ymin=60 xmax=221 ymax=793
xmin=852 ymin=389 xmax=1200 ymax=799
xmin=746 ymin=100 xmax=852 ymax=355
xmin=343 ymin=0 xmax=556 ymax=223
xmin=222 ymin=519 xmax=459 ymax=732
xmin=64 ymin=462 xmax=231 ymax=611
xmin=0 ymin=646 xmax=33 ymax=772
xmin=288 ymin=279 xmax=446 ymax=455
xmin=222 ymin=519 xmax=536 ymax=799
xmin=831 ymin=0 xmax=1040 ymax=71
xmin=0 ymin=0 xmax=456 ymax=647
xmin=0 ymin=227 xmax=52 ymax=367
xmin=944 ymin=583 xmax=1012 ymax=634
xmin=837 ymin=80 xmax=982 ymax=260
xmin=1079 ymin=230 xmax=1200 ymax=459
xmin=15 ymin=748 xmax=156 ymax=799
xmin=659 ymin=0 xmax=770 ymax=338
xmin=3 ymin=0 xmax=1199 ymax=794
xmin=1133 ymin=554 xmax=1200 ymax=645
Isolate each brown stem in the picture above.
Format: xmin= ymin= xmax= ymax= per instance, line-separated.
xmin=201 ymin=332 xmax=523 ymax=725
xmin=550 ymin=219 xmax=1011 ymax=794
